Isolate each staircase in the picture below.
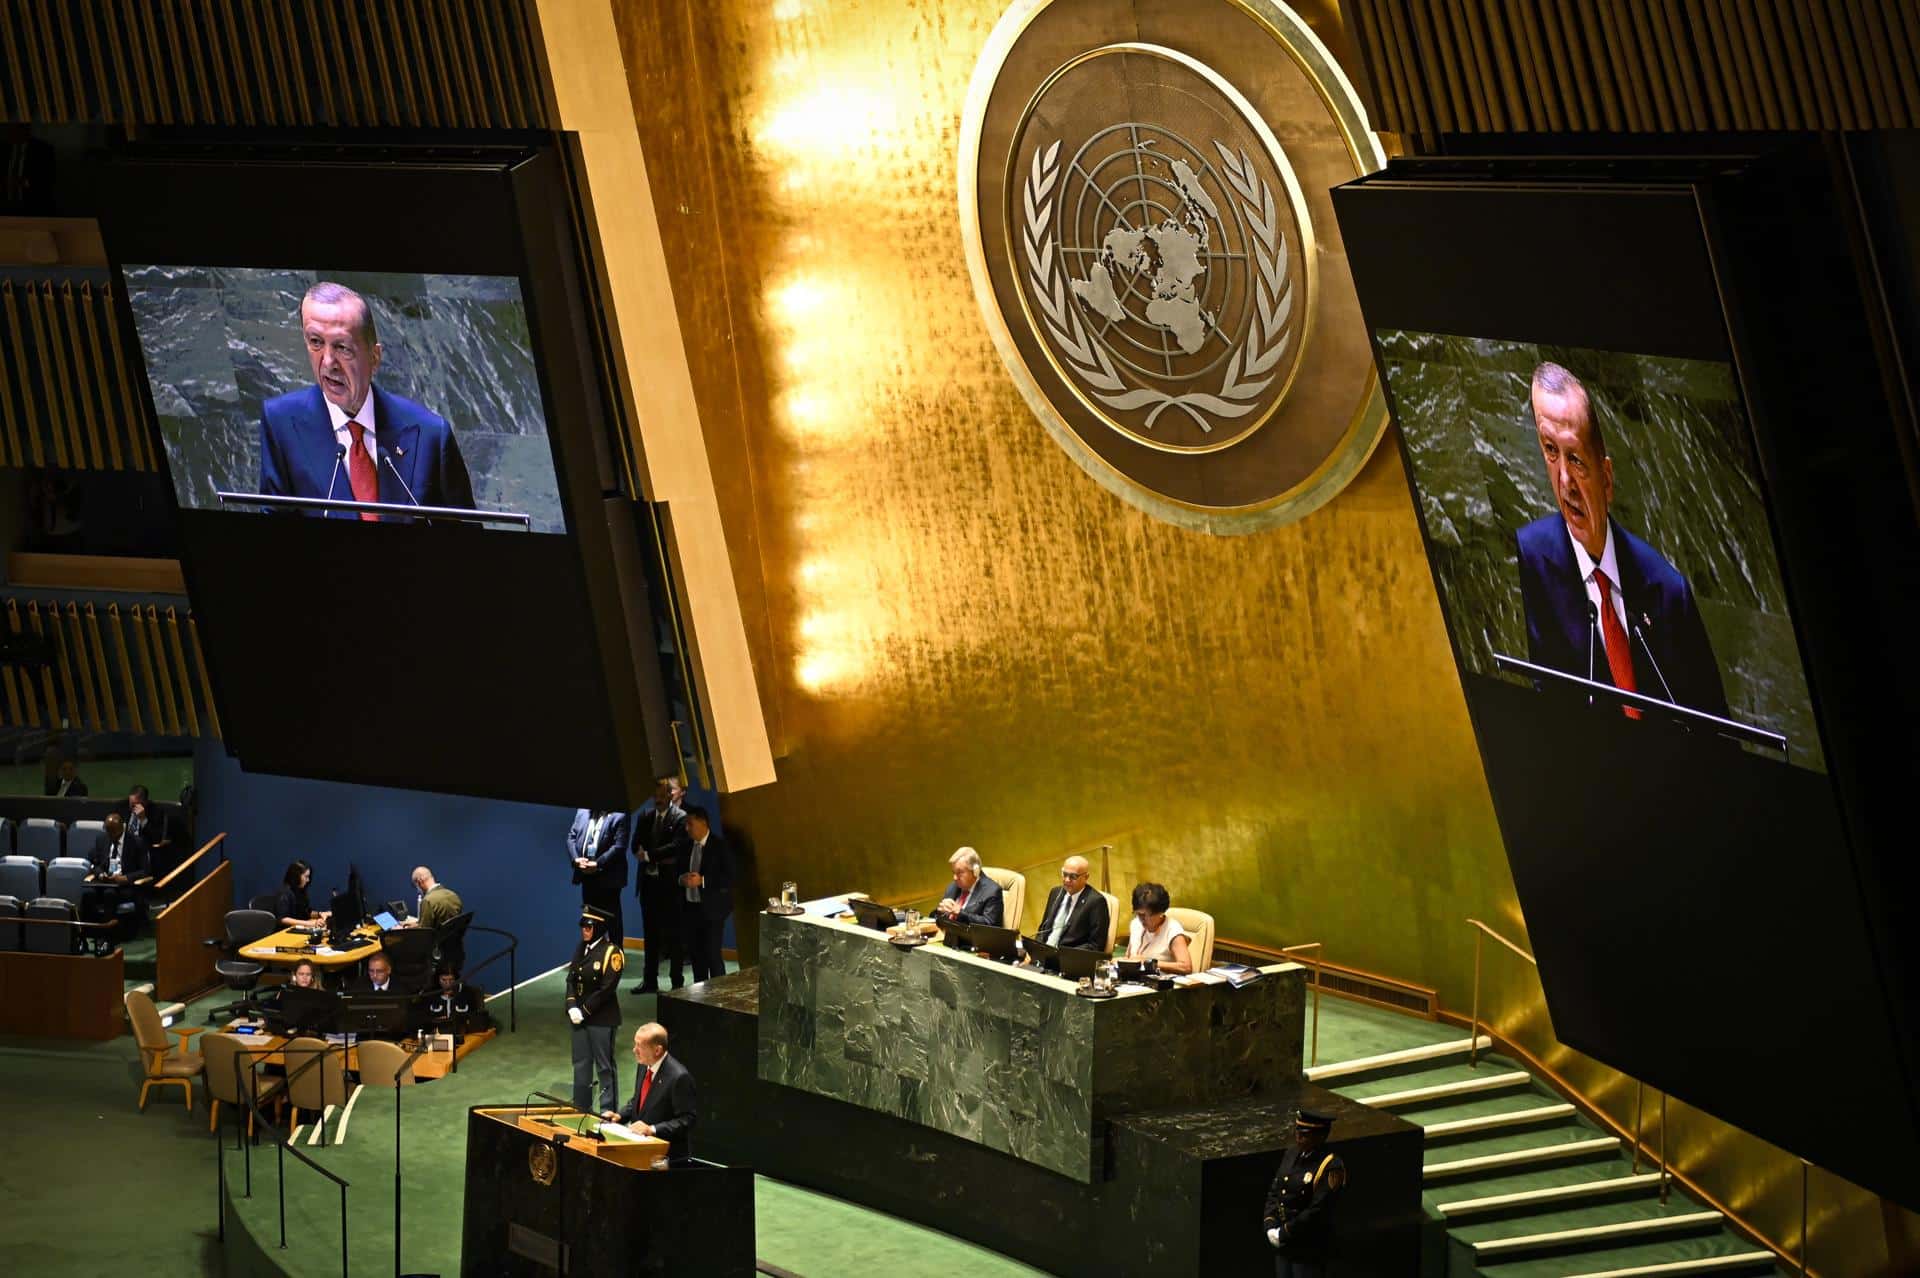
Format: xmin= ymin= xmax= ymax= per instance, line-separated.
xmin=1311 ymin=1038 xmax=1786 ymax=1277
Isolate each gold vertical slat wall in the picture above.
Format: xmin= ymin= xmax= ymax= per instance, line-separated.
xmin=0 ymin=279 xmax=147 ymax=471
xmin=1349 ymin=0 xmax=1920 ymax=133
xmin=0 ymin=596 xmax=215 ymax=739
xmin=0 ymin=0 xmax=549 ymax=127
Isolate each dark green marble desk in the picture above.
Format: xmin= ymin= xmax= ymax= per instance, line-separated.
xmin=757 ymin=906 xmax=1306 ymax=1181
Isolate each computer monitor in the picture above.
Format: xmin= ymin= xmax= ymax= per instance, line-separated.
xmin=275 ymin=986 xmax=342 ymax=1034
xmin=847 ymin=898 xmax=900 ymax=932
xmin=1025 ymin=936 xmax=1103 ymax=980
xmin=338 ymin=992 xmax=423 ymax=1038
xmin=953 ymin=923 xmax=1020 ymax=961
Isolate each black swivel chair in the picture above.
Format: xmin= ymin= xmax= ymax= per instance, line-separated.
xmin=434 ymin=910 xmax=475 ymax=978
xmin=206 ymin=908 xmax=278 ymax=1022
xmin=379 ymin=927 xmax=439 ymax=995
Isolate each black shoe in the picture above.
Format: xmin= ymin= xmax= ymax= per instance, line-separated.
xmin=670 ymin=980 xmax=684 ymax=990
xmin=631 ymin=983 xmax=660 ymax=995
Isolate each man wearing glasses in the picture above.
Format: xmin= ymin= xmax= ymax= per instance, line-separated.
xmin=1032 ymin=855 xmax=1109 ymax=953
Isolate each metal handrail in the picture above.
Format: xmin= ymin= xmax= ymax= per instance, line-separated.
xmin=152 ymin=831 xmax=226 ymax=893
xmin=464 ymin=924 xmax=519 ymax=1033
xmin=1280 ymin=941 xmax=1324 ymax=1066
xmin=223 ymin=1040 xmax=351 ymax=1278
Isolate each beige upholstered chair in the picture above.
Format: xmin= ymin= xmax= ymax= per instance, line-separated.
xmin=125 ymin=989 xmax=204 ymax=1112
xmin=284 ymin=1035 xmax=349 ymax=1141
xmin=1100 ymin=892 xmax=1120 ymax=954
xmin=202 ymin=1031 xmax=284 ymax=1136
xmin=355 ymin=1039 xmax=417 ymax=1090
xmin=982 ymin=867 xmax=1026 ymax=933
xmin=1167 ymin=907 xmax=1216 ymax=974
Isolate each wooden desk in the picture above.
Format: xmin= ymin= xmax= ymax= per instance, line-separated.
xmin=239 ymin=926 xmax=382 ymax=968
xmin=510 ymin=1108 xmax=670 ymax=1169
xmin=229 ymin=1026 xmax=497 ymax=1081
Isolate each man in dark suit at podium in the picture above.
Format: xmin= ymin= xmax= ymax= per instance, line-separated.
xmin=1032 ymin=855 xmax=1110 ymax=954
xmin=602 ymin=1021 xmax=698 ymax=1164
xmin=1515 ymin=361 xmax=1727 ymax=721
xmin=259 ymin=281 xmax=474 ymax=519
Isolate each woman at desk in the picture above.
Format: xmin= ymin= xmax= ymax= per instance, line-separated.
xmin=274 ymin=859 xmax=328 ymax=929
xmin=1125 ymin=882 xmax=1193 ymax=974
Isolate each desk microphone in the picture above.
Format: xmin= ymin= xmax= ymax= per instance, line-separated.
xmin=1631 ymin=620 xmax=1677 ymax=704
xmin=321 ymin=443 xmax=347 ymax=512
xmin=378 ymin=448 xmax=423 ymax=510
xmin=1584 ymin=601 xmax=1598 ymax=705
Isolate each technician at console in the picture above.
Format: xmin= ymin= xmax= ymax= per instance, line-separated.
xmin=259 ymin=281 xmax=474 ymax=518
xmin=274 ymin=859 xmax=327 ymax=929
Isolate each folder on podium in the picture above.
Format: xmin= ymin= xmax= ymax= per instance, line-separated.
xmin=463 ymin=1103 xmax=755 ymax=1276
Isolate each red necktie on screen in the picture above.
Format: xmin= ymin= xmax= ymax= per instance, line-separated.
xmin=346 ymin=421 xmax=379 ymax=521
xmin=638 ymin=1067 xmax=653 ymax=1114
xmin=1593 ymin=570 xmax=1641 ymax=720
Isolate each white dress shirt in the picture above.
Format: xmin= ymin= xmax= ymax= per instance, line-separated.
xmin=1567 ymin=521 xmax=1626 ymax=645
xmin=326 ymin=389 xmax=378 ymax=458
xmin=686 ymin=836 xmax=706 ymax=903
xmin=1047 ymin=889 xmax=1084 ymax=946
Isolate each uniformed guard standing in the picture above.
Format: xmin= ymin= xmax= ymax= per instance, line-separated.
xmin=1263 ymin=1108 xmax=1348 ymax=1277
xmin=566 ymin=905 xmax=624 ymax=1114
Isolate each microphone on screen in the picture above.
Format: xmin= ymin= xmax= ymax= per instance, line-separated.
xmin=321 ymin=444 xmax=347 ymax=511
xmin=379 ymin=448 xmax=423 ymax=509
xmin=1584 ymin=600 xmax=1598 ymax=704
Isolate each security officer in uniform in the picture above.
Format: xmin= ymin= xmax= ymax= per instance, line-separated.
xmin=565 ymin=905 xmax=624 ymax=1114
xmin=1263 ymin=1108 xmax=1348 ymax=1277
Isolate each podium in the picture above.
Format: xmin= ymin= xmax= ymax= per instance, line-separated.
xmin=461 ymin=1106 xmax=755 ymax=1276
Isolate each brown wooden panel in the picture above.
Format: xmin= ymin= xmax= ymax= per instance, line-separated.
xmin=0 ymin=947 xmax=125 ymax=1040
xmin=155 ymin=855 xmax=230 ymax=1002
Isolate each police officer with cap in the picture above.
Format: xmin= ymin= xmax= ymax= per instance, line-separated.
xmin=566 ymin=905 xmax=624 ymax=1114
xmin=1263 ymin=1107 xmax=1348 ymax=1276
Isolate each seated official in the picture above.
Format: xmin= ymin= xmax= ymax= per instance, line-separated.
xmin=87 ymin=814 xmax=150 ymax=885
xmin=933 ymin=846 xmax=1003 ymax=929
xmin=1030 ymin=855 xmax=1110 ymax=958
xmin=274 ymin=859 xmax=328 ymax=929
xmin=425 ymin=962 xmax=491 ymax=1036
xmin=47 ymin=759 xmax=87 ymax=797
xmin=1125 ymin=882 xmax=1194 ymax=974
xmin=602 ymin=1022 xmax=697 ymax=1163
xmin=260 ymin=959 xmax=320 ymax=1016
xmin=355 ymin=954 xmax=397 ymax=994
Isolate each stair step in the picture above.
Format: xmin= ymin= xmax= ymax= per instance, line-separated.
xmin=1425 ymin=1136 xmax=1620 ymax=1181
xmin=1362 ymin=1070 xmax=1533 ymax=1108
xmin=1438 ymin=1173 xmax=1664 ymax=1218
xmin=1421 ymin=1103 xmax=1577 ymax=1139
xmin=1554 ymin=1252 xmax=1777 ymax=1277
xmin=1306 ymin=1035 xmax=1492 ymax=1082
xmin=1473 ymin=1211 xmax=1723 ymax=1260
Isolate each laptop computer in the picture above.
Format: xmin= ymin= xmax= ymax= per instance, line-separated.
xmin=372 ymin=910 xmax=401 ymax=932
xmin=952 ymin=922 xmax=1020 ymax=961
xmin=847 ymin=898 xmax=902 ymax=931
xmin=1023 ymin=936 xmax=1103 ymax=979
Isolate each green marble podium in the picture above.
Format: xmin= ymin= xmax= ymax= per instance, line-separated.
xmin=757 ymin=907 xmax=1305 ymax=1181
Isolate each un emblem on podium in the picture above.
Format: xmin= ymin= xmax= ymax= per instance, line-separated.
xmin=961 ymin=0 xmax=1388 ymax=532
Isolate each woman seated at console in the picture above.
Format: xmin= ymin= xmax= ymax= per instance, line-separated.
xmin=1125 ymin=882 xmax=1193 ymax=974
xmin=274 ymin=859 xmax=328 ymax=929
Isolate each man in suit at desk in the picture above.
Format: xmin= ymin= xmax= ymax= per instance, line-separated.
xmin=259 ymin=281 xmax=474 ymax=520
xmin=1032 ymin=855 xmax=1109 ymax=956
xmin=602 ymin=1021 xmax=698 ymax=1163
xmin=1515 ymin=361 xmax=1727 ymax=722
xmin=569 ymin=808 xmax=630 ymax=950
xmin=933 ymin=846 xmax=1003 ymax=928
xmin=629 ymin=775 xmax=689 ymax=995
xmin=356 ymin=954 xmax=396 ymax=994
xmin=86 ymin=814 xmax=149 ymax=938
xmin=678 ymin=806 xmax=733 ymax=985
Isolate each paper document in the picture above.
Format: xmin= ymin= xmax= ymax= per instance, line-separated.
xmin=597 ymin=1122 xmax=642 ymax=1142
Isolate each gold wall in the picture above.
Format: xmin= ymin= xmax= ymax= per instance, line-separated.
xmin=599 ymin=1 xmax=1914 ymax=1272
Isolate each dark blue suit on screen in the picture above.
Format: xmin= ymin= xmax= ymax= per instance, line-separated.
xmin=259 ymin=384 xmax=475 ymax=515
xmin=1515 ymin=514 xmax=1729 ymax=719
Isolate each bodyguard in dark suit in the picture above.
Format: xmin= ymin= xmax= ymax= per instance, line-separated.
xmin=569 ymin=808 xmax=630 ymax=948
xmin=602 ymin=1022 xmax=698 ymax=1164
xmin=677 ymin=806 xmax=733 ymax=984
xmin=933 ymin=846 xmax=1004 ymax=928
xmin=259 ymin=282 xmax=474 ymax=519
xmin=1516 ymin=362 xmax=1727 ymax=720
xmin=1032 ymin=855 xmax=1110 ymax=952
xmin=629 ymin=775 xmax=689 ymax=994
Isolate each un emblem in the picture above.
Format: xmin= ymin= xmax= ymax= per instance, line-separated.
xmin=962 ymin=0 xmax=1388 ymax=532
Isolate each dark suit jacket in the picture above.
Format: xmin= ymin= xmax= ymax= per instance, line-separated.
xmin=629 ymin=801 xmax=688 ymax=890
xmin=1034 ymin=886 xmax=1111 ymax=951
xmin=88 ymin=829 xmax=149 ymax=879
xmin=260 ymin=383 xmax=475 ymax=515
xmin=45 ymin=777 xmax=88 ymax=797
xmin=1516 ymin=515 xmax=1728 ymax=718
xmin=124 ymin=806 xmax=171 ymax=853
xmin=569 ymin=810 xmax=630 ymax=895
xmin=617 ymin=1052 xmax=698 ymax=1162
xmin=681 ymin=833 xmax=734 ymax=922
xmin=939 ymin=873 xmax=1004 ymax=928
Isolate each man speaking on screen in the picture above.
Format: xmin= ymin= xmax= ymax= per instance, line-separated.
xmin=1515 ymin=361 xmax=1728 ymax=721
xmin=259 ymin=281 xmax=474 ymax=520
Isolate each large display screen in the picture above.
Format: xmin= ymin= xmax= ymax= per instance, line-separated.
xmin=124 ymin=266 xmax=565 ymax=533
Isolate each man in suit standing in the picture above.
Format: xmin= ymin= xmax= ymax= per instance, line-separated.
xmin=1031 ymin=855 xmax=1110 ymax=957
xmin=569 ymin=807 xmax=629 ymax=950
xmin=259 ymin=281 xmax=474 ymax=520
xmin=629 ymin=775 xmax=688 ymax=995
xmin=933 ymin=846 xmax=1003 ymax=928
xmin=1516 ymin=361 xmax=1727 ymax=721
xmin=677 ymin=806 xmax=733 ymax=985
xmin=601 ymin=1021 xmax=698 ymax=1163
xmin=121 ymin=786 xmax=174 ymax=880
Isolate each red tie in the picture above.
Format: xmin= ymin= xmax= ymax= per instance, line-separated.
xmin=1593 ymin=570 xmax=1640 ymax=720
xmin=638 ymin=1067 xmax=653 ymax=1113
xmin=346 ymin=421 xmax=379 ymax=521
